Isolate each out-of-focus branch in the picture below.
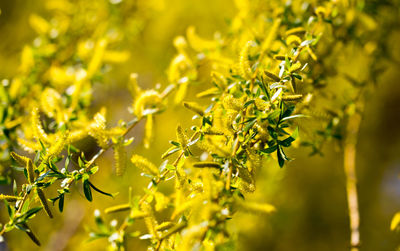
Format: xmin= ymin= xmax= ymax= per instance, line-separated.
xmin=344 ymin=99 xmax=364 ymax=251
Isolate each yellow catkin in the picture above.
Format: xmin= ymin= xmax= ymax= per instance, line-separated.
xmin=37 ymin=189 xmax=53 ymax=218
xmin=155 ymin=192 xmax=170 ymax=211
xmin=196 ymin=87 xmax=220 ymax=98
xmin=174 ymin=80 xmax=189 ymax=105
xmin=40 ymin=88 xmax=62 ymax=119
xmin=285 ymin=27 xmax=306 ymax=36
xmin=102 ymin=50 xmax=130 ymax=63
xmin=222 ymin=94 xmax=243 ymax=111
xmin=282 ymin=94 xmax=303 ymax=101
xmin=144 ymin=114 xmax=153 ymax=149
xmin=67 ymin=129 xmax=88 ymax=143
xmin=237 ymin=201 xmax=276 ymax=214
xmin=176 ymin=125 xmax=188 ymax=148
xmin=173 ymin=36 xmax=188 ymax=55
xmin=254 ymin=98 xmax=270 ymax=111
xmin=129 ymin=210 xmax=149 ymax=219
xmin=391 ymin=212 xmax=400 ymax=231
xmin=89 ymin=112 xmax=108 ymax=148
xmin=29 ymin=14 xmax=50 ymax=34
xmin=128 ymin=73 xmax=141 ymax=98
xmin=10 ymin=152 xmax=30 ymax=166
xmin=105 ymin=203 xmax=131 ymax=214
xmin=186 ymin=26 xmax=219 ymax=51
xmin=286 ymin=35 xmax=302 ymax=46
xmin=20 ymin=46 xmax=34 ymax=74
xmin=315 ymin=6 xmax=327 ymax=18
xmin=17 ymin=138 xmax=41 ymax=153
xmin=131 ymin=154 xmax=159 ymax=176
xmin=141 ymin=202 xmax=158 ymax=239
xmin=239 ymin=41 xmax=253 ymax=79
xmin=114 ymin=141 xmax=127 ymax=176
xmin=133 ymin=90 xmax=162 ymax=118
xmin=307 ymin=46 xmax=318 ymax=61
xmin=31 ymin=107 xmax=50 ymax=144
xmin=87 ymin=38 xmax=107 ymax=78
xmin=183 ymin=102 xmax=204 ymax=116
xmin=0 ymin=194 xmax=23 ymax=202
xmin=261 ymin=18 xmax=281 ymax=52
xmin=155 ymin=222 xmax=174 ymax=231
xmin=44 ymin=132 xmax=69 ymax=160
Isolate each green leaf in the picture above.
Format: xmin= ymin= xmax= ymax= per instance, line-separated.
xmin=78 ymin=157 xmax=85 ymax=168
xmin=279 ymin=127 xmax=299 ymax=147
xmin=88 ymin=181 xmax=114 ymax=198
xmin=24 ymin=206 xmax=43 ymax=219
xmin=83 ymin=180 xmax=92 ymax=202
xmin=260 ymin=145 xmax=277 ymax=154
xmin=277 ymin=145 xmax=290 ymax=168
xmin=244 ymin=118 xmax=257 ymax=133
xmin=170 ymin=141 xmax=180 ymax=147
xmin=59 ymin=194 xmax=64 ymax=212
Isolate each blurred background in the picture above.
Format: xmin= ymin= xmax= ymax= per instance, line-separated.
xmin=0 ymin=0 xmax=400 ymax=250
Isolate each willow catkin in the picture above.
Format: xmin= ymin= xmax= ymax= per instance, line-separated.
xmin=105 ymin=203 xmax=131 ymax=214
xmin=31 ymin=107 xmax=49 ymax=144
xmin=282 ymin=94 xmax=303 ymax=101
xmin=133 ymin=90 xmax=162 ymax=118
xmin=128 ymin=73 xmax=141 ymax=98
xmin=141 ymin=202 xmax=158 ymax=238
xmin=44 ymin=132 xmax=69 ymax=160
xmin=286 ymin=35 xmax=302 ymax=46
xmin=261 ymin=18 xmax=281 ymax=52
xmin=0 ymin=194 xmax=23 ymax=202
xmin=239 ymin=41 xmax=253 ymax=79
xmin=114 ymin=141 xmax=127 ymax=176
xmin=144 ymin=114 xmax=153 ymax=149
xmin=87 ymin=38 xmax=107 ymax=78
xmin=155 ymin=221 xmax=174 ymax=231
xmin=176 ymin=125 xmax=188 ymax=148
xmin=89 ymin=112 xmax=108 ymax=148
xmin=10 ymin=152 xmax=30 ymax=166
xmin=131 ymin=154 xmax=159 ymax=176
xmin=237 ymin=200 xmax=276 ymax=214
xmin=285 ymin=27 xmax=306 ymax=36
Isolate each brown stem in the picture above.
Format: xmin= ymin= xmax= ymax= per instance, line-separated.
xmin=344 ymin=102 xmax=364 ymax=250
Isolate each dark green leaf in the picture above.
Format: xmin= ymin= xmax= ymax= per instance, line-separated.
xmin=88 ymin=181 xmax=114 ymax=198
xmin=260 ymin=145 xmax=278 ymax=154
xmin=83 ymin=180 xmax=92 ymax=202
xmin=58 ymin=193 xmax=64 ymax=212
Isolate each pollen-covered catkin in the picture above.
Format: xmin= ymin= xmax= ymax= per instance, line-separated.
xmin=114 ymin=141 xmax=127 ymax=176
xmin=131 ymin=154 xmax=159 ymax=176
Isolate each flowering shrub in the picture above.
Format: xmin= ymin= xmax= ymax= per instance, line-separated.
xmin=0 ymin=0 xmax=399 ymax=250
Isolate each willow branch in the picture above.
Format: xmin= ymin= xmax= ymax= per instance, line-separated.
xmin=344 ymin=99 xmax=364 ymax=251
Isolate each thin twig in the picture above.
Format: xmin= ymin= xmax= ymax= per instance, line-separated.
xmin=344 ymin=99 xmax=364 ymax=251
